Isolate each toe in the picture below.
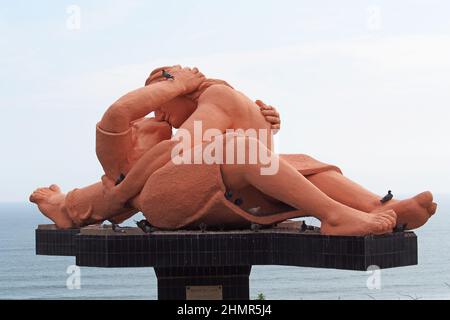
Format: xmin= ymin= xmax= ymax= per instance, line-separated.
xmin=378 ymin=216 xmax=394 ymax=233
xmin=377 ymin=222 xmax=386 ymax=234
xmin=372 ymin=217 xmax=388 ymax=234
xmin=381 ymin=211 xmax=397 ymax=227
xmin=36 ymin=188 xmax=52 ymax=195
xmin=30 ymin=192 xmax=44 ymax=202
xmin=428 ymin=202 xmax=437 ymax=216
xmin=49 ymin=184 xmax=61 ymax=192
xmin=380 ymin=220 xmax=389 ymax=232
xmin=416 ymin=191 xmax=433 ymax=207
xmin=384 ymin=209 xmax=397 ymax=221
xmin=37 ymin=189 xmax=51 ymax=196
xmin=381 ymin=218 xmax=392 ymax=231
xmin=381 ymin=217 xmax=394 ymax=230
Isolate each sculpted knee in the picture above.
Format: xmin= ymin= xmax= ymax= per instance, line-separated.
xmin=228 ymin=134 xmax=268 ymax=163
xmin=225 ymin=134 xmax=279 ymax=175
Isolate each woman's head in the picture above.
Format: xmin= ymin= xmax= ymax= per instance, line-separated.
xmin=154 ymin=95 xmax=197 ymax=128
xmin=145 ymin=65 xmax=233 ymax=128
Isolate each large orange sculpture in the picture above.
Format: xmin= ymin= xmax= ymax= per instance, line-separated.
xmin=30 ymin=66 xmax=437 ymax=235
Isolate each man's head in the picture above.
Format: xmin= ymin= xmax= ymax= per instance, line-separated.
xmin=145 ymin=65 xmax=233 ymax=128
xmin=154 ymin=95 xmax=197 ymax=128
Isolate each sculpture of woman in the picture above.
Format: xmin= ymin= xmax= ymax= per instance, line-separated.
xmin=30 ymin=66 xmax=437 ymax=235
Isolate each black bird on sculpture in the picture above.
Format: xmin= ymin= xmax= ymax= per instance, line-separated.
xmin=380 ymin=190 xmax=393 ymax=204
xmin=393 ymin=224 xmax=408 ymax=233
xmin=199 ymin=223 xmax=207 ymax=233
xmin=251 ymin=223 xmax=262 ymax=232
xmin=162 ymin=70 xmax=175 ymax=80
xmin=111 ymin=223 xmax=125 ymax=233
xmin=301 ymin=221 xmax=308 ymax=232
xmin=224 ymin=190 xmax=233 ymax=200
xmin=135 ymin=220 xmax=155 ymax=234
xmin=115 ymin=173 xmax=126 ymax=186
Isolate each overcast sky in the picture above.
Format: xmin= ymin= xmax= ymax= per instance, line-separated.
xmin=1 ymin=0 xmax=449 ymax=202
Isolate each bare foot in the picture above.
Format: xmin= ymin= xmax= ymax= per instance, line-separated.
xmin=371 ymin=191 xmax=437 ymax=230
xmin=321 ymin=207 xmax=397 ymax=236
xmin=29 ymin=185 xmax=74 ymax=229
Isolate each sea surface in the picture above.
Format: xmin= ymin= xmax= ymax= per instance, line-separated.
xmin=1 ymin=196 xmax=449 ymax=300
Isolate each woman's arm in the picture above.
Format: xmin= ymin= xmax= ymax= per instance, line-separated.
xmin=100 ymin=67 xmax=205 ymax=133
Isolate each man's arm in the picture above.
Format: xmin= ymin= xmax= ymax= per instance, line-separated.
xmin=106 ymin=85 xmax=235 ymax=206
xmin=256 ymin=100 xmax=281 ymax=133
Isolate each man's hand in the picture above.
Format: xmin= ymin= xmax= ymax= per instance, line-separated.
xmin=101 ymin=175 xmax=128 ymax=213
xmin=170 ymin=66 xmax=206 ymax=95
xmin=256 ymin=100 xmax=281 ymax=134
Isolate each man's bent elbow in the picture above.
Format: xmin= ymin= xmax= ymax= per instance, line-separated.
xmin=100 ymin=103 xmax=131 ymax=133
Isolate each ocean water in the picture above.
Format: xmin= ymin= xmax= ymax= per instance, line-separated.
xmin=0 ymin=196 xmax=449 ymax=300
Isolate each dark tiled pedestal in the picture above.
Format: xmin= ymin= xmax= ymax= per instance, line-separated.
xmin=36 ymin=222 xmax=418 ymax=300
xmin=35 ymin=225 xmax=80 ymax=256
xmin=155 ymin=266 xmax=251 ymax=300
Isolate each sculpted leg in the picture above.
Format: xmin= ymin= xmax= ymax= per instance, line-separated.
xmin=306 ymin=171 xmax=380 ymax=212
xmin=30 ymin=119 xmax=140 ymax=228
xmin=307 ymin=171 xmax=437 ymax=229
xmin=30 ymin=182 xmax=138 ymax=228
xmin=220 ymin=136 xmax=397 ymax=236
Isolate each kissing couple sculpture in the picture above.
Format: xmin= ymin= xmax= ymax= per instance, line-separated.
xmin=30 ymin=65 xmax=437 ymax=235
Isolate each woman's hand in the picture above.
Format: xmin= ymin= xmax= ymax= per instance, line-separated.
xmin=256 ymin=100 xmax=281 ymax=134
xmin=170 ymin=66 xmax=206 ymax=95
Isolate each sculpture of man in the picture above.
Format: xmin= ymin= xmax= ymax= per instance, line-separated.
xmin=30 ymin=65 xmax=437 ymax=235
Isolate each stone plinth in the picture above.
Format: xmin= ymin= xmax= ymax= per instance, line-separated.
xmin=36 ymin=221 xmax=418 ymax=300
